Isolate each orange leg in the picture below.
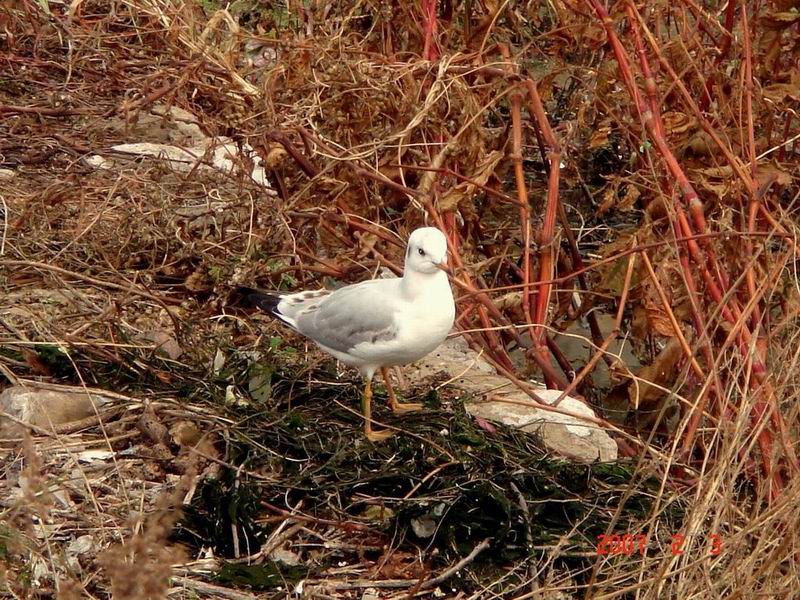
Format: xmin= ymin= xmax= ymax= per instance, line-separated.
xmin=363 ymin=377 xmax=392 ymax=441
xmin=381 ymin=367 xmax=423 ymax=414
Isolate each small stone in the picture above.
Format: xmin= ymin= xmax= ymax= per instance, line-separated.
xmin=67 ymin=535 xmax=96 ymax=557
xmin=411 ymin=516 xmax=437 ymax=539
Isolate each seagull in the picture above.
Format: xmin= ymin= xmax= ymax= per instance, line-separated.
xmin=236 ymin=227 xmax=455 ymax=441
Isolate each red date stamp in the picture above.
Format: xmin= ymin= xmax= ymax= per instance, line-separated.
xmin=596 ymin=534 xmax=647 ymax=556
xmin=596 ymin=533 xmax=723 ymax=556
xmin=670 ymin=533 xmax=723 ymax=556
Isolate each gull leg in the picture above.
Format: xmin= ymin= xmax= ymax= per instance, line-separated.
xmin=382 ymin=367 xmax=423 ymax=414
xmin=393 ymin=366 xmax=409 ymax=391
xmin=363 ymin=377 xmax=393 ymax=442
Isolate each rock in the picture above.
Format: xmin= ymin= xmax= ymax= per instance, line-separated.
xmin=65 ymin=534 xmax=96 ymax=572
xmin=411 ymin=516 xmax=437 ymax=539
xmin=549 ymin=314 xmax=641 ymax=393
xmin=410 ymin=338 xmax=618 ymax=462
xmin=269 ymin=547 xmax=302 ymax=566
xmin=410 ymin=502 xmax=446 ymax=539
xmin=141 ymin=330 xmax=183 ymax=360
xmin=87 ymin=139 xmax=274 ymax=190
xmin=67 ymin=534 xmax=96 ymax=556
xmin=466 ymin=390 xmax=618 ymax=463
xmin=0 ymin=384 xmax=113 ymax=434
xmin=76 ymin=450 xmax=116 ymax=463
xmin=85 ymin=104 xmax=274 ymax=189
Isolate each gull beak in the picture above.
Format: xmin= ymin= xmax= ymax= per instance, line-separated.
xmin=436 ymin=257 xmax=451 ymax=274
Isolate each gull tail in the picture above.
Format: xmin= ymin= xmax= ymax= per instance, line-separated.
xmin=232 ymin=286 xmax=300 ymax=330
xmin=234 ymin=286 xmax=282 ymax=314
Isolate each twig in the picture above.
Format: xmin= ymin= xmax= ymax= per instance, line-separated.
xmin=420 ymin=538 xmax=492 ymax=589
xmin=169 ymin=577 xmax=257 ymax=600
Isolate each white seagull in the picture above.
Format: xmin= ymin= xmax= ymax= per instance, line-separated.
xmin=237 ymin=227 xmax=455 ymax=441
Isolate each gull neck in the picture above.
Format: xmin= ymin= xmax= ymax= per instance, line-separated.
xmin=400 ymin=267 xmax=450 ymax=299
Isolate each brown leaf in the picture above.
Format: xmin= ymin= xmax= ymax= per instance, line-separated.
xmin=629 ymin=336 xmax=683 ymax=409
xmin=185 ymin=270 xmax=212 ymax=292
xmin=644 ymin=196 xmax=669 ymax=221
xmin=438 ymin=184 xmax=469 ymax=213
xmin=595 ymin=234 xmax=642 ymax=296
xmin=617 ymin=184 xmax=641 ymax=211
xmin=631 ymin=306 xmax=649 ymax=341
xmin=21 ymin=349 xmax=53 ymax=376
xmin=762 ymin=10 xmax=800 ymax=27
xmin=691 ymin=165 xmax=734 ymax=202
xmin=374 ymin=549 xmax=425 ymax=579
xmin=662 ymin=111 xmax=694 ymax=136
xmin=588 ymin=123 xmax=612 ymax=149
xmin=756 ymin=162 xmax=793 ymax=189
xmin=579 ymin=22 xmax=608 ymax=48
xmin=683 ymin=131 xmax=714 ymax=157
xmin=595 ymin=177 xmax=620 ymax=216
xmin=438 ymin=150 xmax=503 ymax=213
xmin=763 ymin=82 xmax=800 ymax=104
xmin=643 ymin=296 xmax=676 ymax=338
xmin=264 ymin=145 xmax=288 ymax=168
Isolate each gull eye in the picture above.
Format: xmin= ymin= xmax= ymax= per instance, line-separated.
xmin=418 ymin=248 xmax=425 ymax=256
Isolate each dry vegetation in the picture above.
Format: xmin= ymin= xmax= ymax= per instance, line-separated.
xmin=1 ymin=0 xmax=799 ymax=598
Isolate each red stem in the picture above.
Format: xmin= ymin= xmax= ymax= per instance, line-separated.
xmin=422 ymin=0 xmax=438 ymax=61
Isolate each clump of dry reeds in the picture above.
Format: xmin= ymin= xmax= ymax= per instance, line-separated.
xmin=99 ymin=483 xmax=188 ymax=599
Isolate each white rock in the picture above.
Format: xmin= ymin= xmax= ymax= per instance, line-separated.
xmin=0 ymin=384 xmax=113 ymax=434
xmin=86 ymin=137 xmax=275 ymax=191
xmin=77 ymin=449 xmax=115 ymax=463
xmin=410 ymin=338 xmax=618 ymax=462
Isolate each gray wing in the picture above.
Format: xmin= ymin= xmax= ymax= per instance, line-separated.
xmin=294 ymin=279 xmax=399 ymax=354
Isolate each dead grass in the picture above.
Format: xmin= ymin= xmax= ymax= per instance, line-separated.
xmin=1 ymin=0 xmax=799 ymax=598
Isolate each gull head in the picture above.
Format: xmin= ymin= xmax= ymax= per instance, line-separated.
xmin=405 ymin=227 xmax=449 ymax=275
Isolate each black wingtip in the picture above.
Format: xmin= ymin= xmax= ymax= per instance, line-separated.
xmin=231 ymin=286 xmax=282 ymax=314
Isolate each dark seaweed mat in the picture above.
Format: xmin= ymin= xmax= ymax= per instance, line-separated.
xmin=172 ymin=373 xmax=688 ymax=595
